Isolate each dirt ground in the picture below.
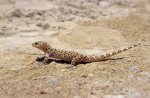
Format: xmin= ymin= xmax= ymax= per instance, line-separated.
xmin=0 ymin=0 xmax=150 ymax=98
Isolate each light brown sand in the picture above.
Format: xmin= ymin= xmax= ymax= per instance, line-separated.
xmin=0 ymin=0 xmax=150 ymax=98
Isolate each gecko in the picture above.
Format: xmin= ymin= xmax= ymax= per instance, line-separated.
xmin=32 ymin=41 xmax=141 ymax=69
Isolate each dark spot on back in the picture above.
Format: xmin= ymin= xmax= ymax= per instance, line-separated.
xmin=106 ymin=54 xmax=111 ymax=57
xmin=101 ymin=55 xmax=105 ymax=58
xmin=128 ymin=47 xmax=132 ymax=49
xmin=123 ymin=48 xmax=127 ymax=51
xmin=112 ymin=52 xmax=116 ymax=55
xmin=118 ymin=50 xmax=121 ymax=53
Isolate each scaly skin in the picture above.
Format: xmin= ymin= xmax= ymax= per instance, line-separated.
xmin=32 ymin=41 xmax=141 ymax=68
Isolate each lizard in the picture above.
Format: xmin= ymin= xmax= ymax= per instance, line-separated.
xmin=32 ymin=41 xmax=141 ymax=69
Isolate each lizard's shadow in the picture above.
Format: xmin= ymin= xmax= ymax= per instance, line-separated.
xmin=36 ymin=57 xmax=71 ymax=64
xmin=36 ymin=57 xmax=125 ymax=66
xmin=36 ymin=57 xmax=88 ymax=65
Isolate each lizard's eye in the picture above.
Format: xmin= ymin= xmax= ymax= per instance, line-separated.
xmin=34 ymin=42 xmax=38 ymax=46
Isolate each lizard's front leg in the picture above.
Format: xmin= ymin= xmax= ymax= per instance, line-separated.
xmin=39 ymin=57 xmax=49 ymax=65
xmin=39 ymin=51 xmax=49 ymax=65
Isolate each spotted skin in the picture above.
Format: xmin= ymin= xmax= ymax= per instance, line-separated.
xmin=32 ymin=41 xmax=141 ymax=68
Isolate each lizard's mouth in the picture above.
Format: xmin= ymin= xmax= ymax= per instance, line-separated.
xmin=32 ymin=43 xmax=35 ymax=47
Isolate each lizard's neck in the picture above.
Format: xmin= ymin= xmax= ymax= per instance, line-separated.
xmin=38 ymin=46 xmax=52 ymax=53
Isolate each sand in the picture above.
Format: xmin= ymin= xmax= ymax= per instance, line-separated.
xmin=0 ymin=0 xmax=150 ymax=98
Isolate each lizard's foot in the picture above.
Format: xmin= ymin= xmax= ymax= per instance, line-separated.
xmin=38 ymin=62 xmax=47 ymax=66
xmin=38 ymin=62 xmax=43 ymax=66
xmin=66 ymin=64 xmax=75 ymax=69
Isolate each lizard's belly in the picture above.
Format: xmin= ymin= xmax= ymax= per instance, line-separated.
xmin=51 ymin=54 xmax=72 ymax=62
xmin=61 ymin=57 xmax=72 ymax=61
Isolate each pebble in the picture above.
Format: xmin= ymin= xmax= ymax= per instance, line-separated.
xmin=42 ymin=23 xmax=50 ymax=29
xmin=81 ymin=74 xmax=88 ymax=78
xmin=112 ymin=67 xmax=117 ymax=71
xmin=43 ymin=76 xmax=47 ymax=79
xmin=127 ymin=65 xmax=137 ymax=70
xmin=140 ymin=72 xmax=149 ymax=77
xmin=61 ymin=69 xmax=65 ymax=72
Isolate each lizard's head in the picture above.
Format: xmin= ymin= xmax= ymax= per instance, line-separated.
xmin=32 ymin=41 xmax=51 ymax=53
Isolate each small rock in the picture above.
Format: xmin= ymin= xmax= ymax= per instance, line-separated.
xmin=140 ymin=72 xmax=149 ymax=77
xmin=25 ymin=12 xmax=34 ymax=17
xmin=61 ymin=70 xmax=65 ymax=72
xmin=42 ymin=23 xmax=50 ymax=29
xmin=11 ymin=9 xmax=23 ymax=18
xmin=127 ymin=65 xmax=137 ymax=70
xmin=36 ymin=23 xmax=42 ymax=27
xmin=112 ymin=67 xmax=117 ymax=71
xmin=7 ymin=16 xmax=12 ymax=22
xmin=37 ymin=11 xmax=45 ymax=16
xmin=81 ymin=74 xmax=88 ymax=78
xmin=52 ymin=26 xmax=56 ymax=28
xmin=40 ymin=91 xmax=47 ymax=94
xmin=43 ymin=76 xmax=47 ymax=79
xmin=0 ymin=32 xmax=4 ymax=35
xmin=36 ymin=23 xmax=50 ymax=29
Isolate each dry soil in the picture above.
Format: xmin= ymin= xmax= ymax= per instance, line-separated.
xmin=0 ymin=0 xmax=150 ymax=98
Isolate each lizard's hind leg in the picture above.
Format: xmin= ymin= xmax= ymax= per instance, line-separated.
xmin=66 ymin=56 xmax=81 ymax=69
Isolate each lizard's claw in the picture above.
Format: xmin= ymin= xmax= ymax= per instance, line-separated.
xmin=38 ymin=62 xmax=43 ymax=66
xmin=66 ymin=64 xmax=75 ymax=69
xmin=38 ymin=62 xmax=47 ymax=66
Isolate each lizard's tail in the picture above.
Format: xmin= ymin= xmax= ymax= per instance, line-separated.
xmin=99 ymin=43 xmax=141 ymax=60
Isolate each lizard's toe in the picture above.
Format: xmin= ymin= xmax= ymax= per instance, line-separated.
xmin=66 ymin=64 xmax=74 ymax=69
xmin=38 ymin=62 xmax=47 ymax=66
xmin=38 ymin=62 xmax=43 ymax=66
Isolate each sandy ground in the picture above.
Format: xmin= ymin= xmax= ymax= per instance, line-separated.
xmin=0 ymin=0 xmax=150 ymax=98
